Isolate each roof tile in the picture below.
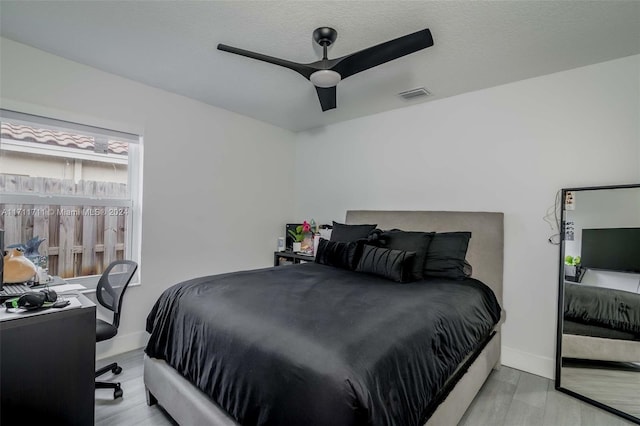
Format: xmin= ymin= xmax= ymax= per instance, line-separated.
xmin=1 ymin=122 xmax=128 ymax=155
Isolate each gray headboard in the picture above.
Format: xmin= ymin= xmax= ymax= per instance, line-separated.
xmin=346 ymin=210 xmax=504 ymax=303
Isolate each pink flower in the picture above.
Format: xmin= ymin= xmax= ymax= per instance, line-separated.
xmin=302 ymin=221 xmax=311 ymax=233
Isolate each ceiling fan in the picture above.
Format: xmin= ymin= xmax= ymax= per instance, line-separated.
xmin=217 ymin=27 xmax=434 ymax=112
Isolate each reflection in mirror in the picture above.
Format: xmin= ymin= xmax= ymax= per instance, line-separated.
xmin=557 ymin=184 xmax=640 ymax=424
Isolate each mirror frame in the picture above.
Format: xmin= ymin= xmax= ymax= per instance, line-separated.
xmin=555 ymin=182 xmax=640 ymax=425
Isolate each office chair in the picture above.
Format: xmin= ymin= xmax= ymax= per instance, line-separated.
xmin=95 ymin=260 xmax=138 ymax=399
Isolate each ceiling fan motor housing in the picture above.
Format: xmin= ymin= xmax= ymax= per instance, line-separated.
xmin=313 ymin=27 xmax=337 ymax=47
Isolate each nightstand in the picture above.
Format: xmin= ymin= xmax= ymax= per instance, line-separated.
xmin=274 ymin=251 xmax=314 ymax=267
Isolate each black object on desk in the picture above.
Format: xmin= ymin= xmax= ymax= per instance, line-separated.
xmin=0 ymin=276 xmax=68 ymax=302
xmin=0 ymin=295 xmax=96 ymax=426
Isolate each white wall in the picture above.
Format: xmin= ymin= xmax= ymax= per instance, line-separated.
xmin=294 ymin=55 xmax=640 ymax=379
xmin=0 ymin=38 xmax=297 ymax=358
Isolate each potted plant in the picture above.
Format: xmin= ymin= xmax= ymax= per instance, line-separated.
xmin=288 ymin=221 xmax=312 ymax=252
xmin=564 ymin=255 xmax=584 ymax=282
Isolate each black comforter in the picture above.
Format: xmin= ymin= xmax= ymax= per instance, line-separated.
xmin=564 ymin=282 xmax=640 ymax=335
xmin=145 ymin=263 xmax=501 ymax=426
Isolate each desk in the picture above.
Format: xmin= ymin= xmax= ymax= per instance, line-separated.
xmin=0 ymin=294 xmax=96 ymax=425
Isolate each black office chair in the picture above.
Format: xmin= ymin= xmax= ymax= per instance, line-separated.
xmin=95 ymin=260 xmax=138 ymax=399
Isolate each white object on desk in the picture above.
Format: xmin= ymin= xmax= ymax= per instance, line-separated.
xmin=0 ymin=296 xmax=82 ymax=321
xmin=37 ymin=267 xmax=48 ymax=283
xmin=48 ymin=283 xmax=86 ymax=293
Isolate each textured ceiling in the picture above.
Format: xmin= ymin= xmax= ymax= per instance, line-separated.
xmin=1 ymin=1 xmax=639 ymax=132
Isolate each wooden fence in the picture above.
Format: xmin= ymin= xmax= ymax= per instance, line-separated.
xmin=0 ymin=174 xmax=128 ymax=279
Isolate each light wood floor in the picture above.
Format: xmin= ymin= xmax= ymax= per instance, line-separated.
xmin=561 ymin=366 xmax=640 ymax=418
xmin=95 ymin=349 xmax=638 ymax=426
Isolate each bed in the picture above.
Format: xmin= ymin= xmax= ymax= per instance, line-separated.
xmin=143 ymin=210 xmax=505 ymax=425
xmin=562 ymin=282 xmax=640 ymax=362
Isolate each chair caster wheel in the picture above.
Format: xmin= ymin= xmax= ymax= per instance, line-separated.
xmin=114 ymin=387 xmax=123 ymax=399
xmin=112 ymin=366 xmax=122 ymax=375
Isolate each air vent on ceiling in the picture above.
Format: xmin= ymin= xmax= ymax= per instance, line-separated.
xmin=398 ymin=87 xmax=431 ymax=100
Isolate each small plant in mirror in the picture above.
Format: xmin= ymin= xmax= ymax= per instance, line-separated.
xmin=564 ymin=255 xmax=581 ymax=266
xmin=564 ymin=255 xmax=584 ymax=282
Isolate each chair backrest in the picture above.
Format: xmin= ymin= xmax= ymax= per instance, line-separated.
xmin=96 ymin=260 xmax=138 ymax=329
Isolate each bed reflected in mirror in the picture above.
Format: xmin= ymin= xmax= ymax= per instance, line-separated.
xmin=556 ymin=184 xmax=640 ymax=424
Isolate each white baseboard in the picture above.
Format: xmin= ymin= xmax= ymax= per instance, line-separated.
xmin=96 ymin=330 xmax=148 ymax=360
xmin=501 ymin=345 xmax=555 ymax=380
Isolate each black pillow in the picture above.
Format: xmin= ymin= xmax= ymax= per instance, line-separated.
xmin=315 ymin=238 xmax=364 ymax=270
xmin=424 ymin=232 xmax=472 ymax=279
xmin=356 ymin=245 xmax=416 ymax=283
xmin=330 ymin=221 xmax=377 ymax=243
xmin=366 ymin=228 xmax=384 ymax=244
xmin=377 ymin=230 xmax=434 ymax=280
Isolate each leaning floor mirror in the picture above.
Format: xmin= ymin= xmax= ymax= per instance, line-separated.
xmin=556 ymin=183 xmax=640 ymax=424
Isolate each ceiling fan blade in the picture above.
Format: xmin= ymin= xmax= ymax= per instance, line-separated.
xmin=218 ymin=44 xmax=314 ymax=79
xmin=331 ymin=29 xmax=433 ymax=79
xmin=315 ymin=86 xmax=336 ymax=111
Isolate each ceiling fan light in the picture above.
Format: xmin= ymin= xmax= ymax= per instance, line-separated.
xmin=310 ymin=70 xmax=341 ymax=88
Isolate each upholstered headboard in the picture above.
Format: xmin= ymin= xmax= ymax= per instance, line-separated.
xmin=346 ymin=210 xmax=504 ymax=304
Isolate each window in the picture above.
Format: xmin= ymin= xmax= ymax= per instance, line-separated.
xmin=0 ymin=109 xmax=142 ymax=288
